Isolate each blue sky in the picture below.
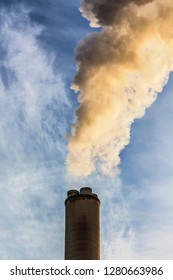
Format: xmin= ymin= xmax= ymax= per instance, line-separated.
xmin=0 ymin=0 xmax=173 ymax=259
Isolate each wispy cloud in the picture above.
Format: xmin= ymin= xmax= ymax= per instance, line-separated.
xmin=119 ymin=84 xmax=173 ymax=259
xmin=0 ymin=7 xmax=69 ymax=259
xmin=100 ymin=178 xmax=136 ymax=260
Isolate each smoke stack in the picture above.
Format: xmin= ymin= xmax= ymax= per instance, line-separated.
xmin=65 ymin=187 xmax=100 ymax=260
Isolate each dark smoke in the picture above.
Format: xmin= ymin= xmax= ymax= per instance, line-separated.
xmin=81 ymin=0 xmax=154 ymax=26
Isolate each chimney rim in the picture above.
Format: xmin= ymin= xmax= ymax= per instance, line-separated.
xmin=80 ymin=187 xmax=92 ymax=194
xmin=67 ymin=189 xmax=79 ymax=197
xmin=65 ymin=188 xmax=100 ymax=205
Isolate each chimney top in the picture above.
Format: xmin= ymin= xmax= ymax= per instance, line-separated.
xmin=80 ymin=187 xmax=92 ymax=194
xmin=65 ymin=187 xmax=100 ymax=205
xmin=67 ymin=189 xmax=79 ymax=197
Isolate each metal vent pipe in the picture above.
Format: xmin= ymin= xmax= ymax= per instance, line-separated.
xmin=65 ymin=187 xmax=100 ymax=260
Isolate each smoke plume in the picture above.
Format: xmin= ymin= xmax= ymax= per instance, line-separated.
xmin=67 ymin=0 xmax=173 ymax=176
